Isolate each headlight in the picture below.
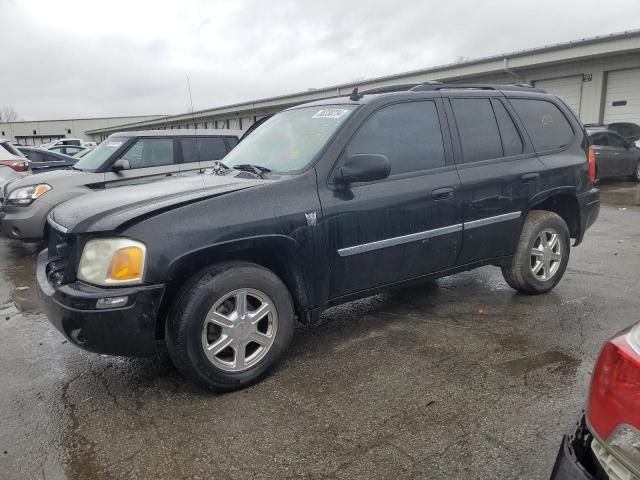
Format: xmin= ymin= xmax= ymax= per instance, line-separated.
xmin=78 ymin=238 xmax=147 ymax=286
xmin=7 ymin=184 xmax=51 ymax=206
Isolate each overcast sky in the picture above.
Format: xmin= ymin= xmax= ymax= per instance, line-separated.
xmin=2 ymin=0 xmax=640 ymax=120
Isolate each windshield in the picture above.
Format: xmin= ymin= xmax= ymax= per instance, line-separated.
xmin=73 ymin=137 xmax=128 ymax=171
xmin=224 ymin=105 xmax=357 ymax=174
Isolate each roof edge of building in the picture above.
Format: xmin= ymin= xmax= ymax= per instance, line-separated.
xmin=87 ymin=28 xmax=640 ymax=134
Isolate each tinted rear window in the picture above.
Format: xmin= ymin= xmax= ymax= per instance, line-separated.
xmin=181 ymin=137 xmax=227 ymax=163
xmin=451 ymin=98 xmax=502 ymax=163
xmin=510 ymin=99 xmax=574 ymax=152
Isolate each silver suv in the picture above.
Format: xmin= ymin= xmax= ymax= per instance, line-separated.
xmin=0 ymin=129 xmax=242 ymax=241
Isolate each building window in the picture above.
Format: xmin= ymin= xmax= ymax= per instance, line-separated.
xmin=67 ymin=129 xmax=71 ymax=134
xmin=1 ymin=131 xmax=4 ymax=136
xmin=33 ymin=130 xmax=37 ymax=135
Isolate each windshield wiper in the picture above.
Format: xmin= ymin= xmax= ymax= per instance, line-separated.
xmin=232 ymin=164 xmax=271 ymax=179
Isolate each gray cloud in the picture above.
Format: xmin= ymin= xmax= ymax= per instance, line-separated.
xmin=1 ymin=0 xmax=639 ymax=120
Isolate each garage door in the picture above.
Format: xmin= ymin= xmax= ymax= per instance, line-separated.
xmin=240 ymin=117 xmax=253 ymax=130
xmin=534 ymin=76 xmax=583 ymax=116
xmin=604 ymin=68 xmax=640 ymax=124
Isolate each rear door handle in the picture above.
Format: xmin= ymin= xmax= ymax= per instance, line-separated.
xmin=521 ymin=173 xmax=540 ymax=183
xmin=431 ymin=187 xmax=454 ymax=200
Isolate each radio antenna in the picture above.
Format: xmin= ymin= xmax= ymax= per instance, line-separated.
xmin=187 ymin=76 xmax=201 ymax=168
xmin=187 ymin=76 xmax=197 ymax=129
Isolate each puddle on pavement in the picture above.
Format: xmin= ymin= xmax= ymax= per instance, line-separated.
xmin=0 ymin=238 xmax=42 ymax=314
xmin=497 ymin=350 xmax=580 ymax=377
xmin=598 ymin=180 xmax=640 ymax=207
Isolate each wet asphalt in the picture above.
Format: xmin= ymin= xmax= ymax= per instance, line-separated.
xmin=1 ymin=180 xmax=639 ymax=480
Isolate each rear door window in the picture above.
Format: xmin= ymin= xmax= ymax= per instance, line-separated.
xmin=25 ymin=150 xmax=46 ymax=162
xmin=607 ymin=132 xmax=627 ymax=148
xmin=492 ymin=100 xmax=523 ymax=156
xmin=346 ymin=100 xmax=446 ymax=176
xmin=589 ymin=132 xmax=608 ymax=146
xmin=181 ymin=137 xmax=228 ymax=163
xmin=510 ymin=99 xmax=574 ymax=152
xmin=451 ymin=98 xmax=503 ymax=163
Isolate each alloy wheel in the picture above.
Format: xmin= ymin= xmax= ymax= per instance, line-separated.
xmin=530 ymin=228 xmax=562 ymax=281
xmin=201 ymin=288 xmax=278 ymax=372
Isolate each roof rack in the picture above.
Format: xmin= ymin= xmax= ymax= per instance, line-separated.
xmin=409 ymin=81 xmax=546 ymax=93
xmin=359 ymin=83 xmax=421 ymax=95
xmin=344 ymin=81 xmax=546 ymax=100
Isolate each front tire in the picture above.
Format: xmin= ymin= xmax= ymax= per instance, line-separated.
xmin=501 ymin=211 xmax=570 ymax=294
xmin=166 ymin=262 xmax=294 ymax=392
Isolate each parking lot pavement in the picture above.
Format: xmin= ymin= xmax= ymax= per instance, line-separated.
xmin=0 ymin=180 xmax=638 ymax=480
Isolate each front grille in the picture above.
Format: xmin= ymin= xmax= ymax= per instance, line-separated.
xmin=46 ymin=226 xmax=73 ymax=286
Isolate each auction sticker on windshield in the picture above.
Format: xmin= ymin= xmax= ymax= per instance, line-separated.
xmin=106 ymin=141 xmax=122 ymax=147
xmin=312 ymin=109 xmax=349 ymax=119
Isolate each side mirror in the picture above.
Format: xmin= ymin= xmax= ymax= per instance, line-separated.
xmin=111 ymin=159 xmax=130 ymax=172
xmin=334 ymin=154 xmax=391 ymax=184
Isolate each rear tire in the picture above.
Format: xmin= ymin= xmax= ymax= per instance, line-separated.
xmin=501 ymin=211 xmax=570 ymax=295
xmin=166 ymin=261 xmax=294 ymax=392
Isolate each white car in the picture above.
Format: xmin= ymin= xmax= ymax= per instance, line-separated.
xmin=40 ymin=138 xmax=91 ymax=149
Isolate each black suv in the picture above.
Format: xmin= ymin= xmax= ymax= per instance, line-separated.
xmin=37 ymin=83 xmax=600 ymax=391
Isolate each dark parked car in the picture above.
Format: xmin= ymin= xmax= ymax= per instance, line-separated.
xmin=550 ymin=322 xmax=640 ymax=479
xmin=587 ymin=127 xmax=640 ymax=181
xmin=585 ymin=122 xmax=640 ymax=144
xmin=38 ymin=83 xmax=599 ymax=391
xmin=605 ymin=122 xmax=640 ymax=146
xmin=18 ymin=147 xmax=78 ymax=172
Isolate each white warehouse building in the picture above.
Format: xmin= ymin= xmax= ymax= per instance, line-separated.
xmin=0 ymin=115 xmax=165 ymax=146
xmin=85 ymin=29 xmax=640 ymax=141
xmin=3 ymin=29 xmax=640 ymax=144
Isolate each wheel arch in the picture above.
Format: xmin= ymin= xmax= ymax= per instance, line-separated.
xmin=529 ymin=188 xmax=581 ymax=242
xmin=156 ymin=235 xmax=311 ymax=339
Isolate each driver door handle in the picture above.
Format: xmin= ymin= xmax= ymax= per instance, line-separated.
xmin=432 ymin=187 xmax=454 ymax=200
xmin=521 ymin=173 xmax=540 ymax=183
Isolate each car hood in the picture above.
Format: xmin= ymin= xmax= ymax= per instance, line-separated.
xmin=5 ymin=168 xmax=102 ymax=191
xmin=50 ymin=173 xmax=269 ymax=233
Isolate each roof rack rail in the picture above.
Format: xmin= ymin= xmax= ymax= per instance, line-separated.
xmin=409 ymin=82 xmax=546 ymax=93
xmin=358 ymin=83 xmax=421 ymax=95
